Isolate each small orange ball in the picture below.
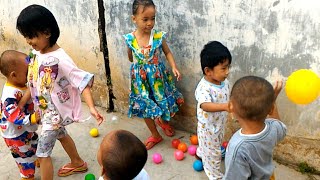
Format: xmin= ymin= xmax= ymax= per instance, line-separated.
xmin=190 ymin=135 xmax=198 ymax=145
xmin=177 ymin=142 xmax=188 ymax=153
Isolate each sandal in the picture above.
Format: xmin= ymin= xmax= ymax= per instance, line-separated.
xmin=57 ymin=162 xmax=88 ymax=177
xmin=145 ymin=136 xmax=163 ymax=150
xmin=155 ymin=119 xmax=175 ymax=137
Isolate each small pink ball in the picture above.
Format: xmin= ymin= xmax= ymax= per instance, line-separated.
xmin=188 ymin=145 xmax=197 ymax=156
xmin=174 ymin=150 xmax=184 ymax=161
xmin=152 ymin=153 xmax=162 ymax=164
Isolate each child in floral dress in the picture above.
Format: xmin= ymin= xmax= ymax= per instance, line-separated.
xmin=123 ymin=0 xmax=184 ymax=150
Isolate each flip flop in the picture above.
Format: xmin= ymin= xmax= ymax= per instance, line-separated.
xmin=145 ymin=136 xmax=163 ymax=150
xmin=57 ymin=162 xmax=88 ymax=177
xmin=155 ymin=119 xmax=175 ymax=137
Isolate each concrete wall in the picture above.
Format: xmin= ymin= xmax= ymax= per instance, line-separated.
xmin=1 ymin=0 xmax=320 ymax=171
xmin=0 ymin=0 xmax=109 ymax=108
xmin=105 ymin=0 xmax=320 ymax=170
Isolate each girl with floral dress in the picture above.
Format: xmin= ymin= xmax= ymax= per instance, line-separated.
xmin=123 ymin=0 xmax=184 ymax=150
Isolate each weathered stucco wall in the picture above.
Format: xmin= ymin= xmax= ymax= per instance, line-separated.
xmin=105 ymin=0 xmax=320 ymax=170
xmin=0 ymin=0 xmax=109 ymax=108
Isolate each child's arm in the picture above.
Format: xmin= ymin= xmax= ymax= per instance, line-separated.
xmin=82 ymin=86 xmax=104 ymax=125
xmin=200 ymin=102 xmax=229 ymax=112
xmin=17 ymin=89 xmax=31 ymax=110
xmin=162 ymin=40 xmax=181 ymax=81
xmin=269 ymin=80 xmax=282 ymax=120
xmin=127 ymin=47 xmax=133 ymax=62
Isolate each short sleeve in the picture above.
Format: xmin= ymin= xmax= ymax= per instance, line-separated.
xmin=69 ymin=67 xmax=94 ymax=92
xmin=195 ymin=83 xmax=214 ymax=107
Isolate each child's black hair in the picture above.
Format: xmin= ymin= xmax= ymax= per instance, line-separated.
xmin=132 ymin=0 xmax=155 ymax=15
xmin=200 ymin=41 xmax=232 ymax=74
xmin=16 ymin=4 xmax=60 ymax=47
xmin=230 ymin=76 xmax=275 ymax=121
xmin=101 ymin=130 xmax=147 ymax=180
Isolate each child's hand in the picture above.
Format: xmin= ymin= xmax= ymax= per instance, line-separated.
xmin=90 ymin=107 xmax=104 ymax=125
xmin=30 ymin=110 xmax=41 ymax=124
xmin=273 ymin=80 xmax=283 ymax=100
xmin=172 ymin=68 xmax=182 ymax=81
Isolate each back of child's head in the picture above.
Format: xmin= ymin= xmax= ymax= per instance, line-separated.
xmin=200 ymin=41 xmax=232 ymax=74
xmin=230 ymin=76 xmax=275 ymax=121
xmin=0 ymin=50 xmax=26 ymax=77
xmin=132 ymin=0 xmax=155 ymax=15
xmin=16 ymin=4 xmax=60 ymax=47
xmin=99 ymin=129 xmax=147 ymax=180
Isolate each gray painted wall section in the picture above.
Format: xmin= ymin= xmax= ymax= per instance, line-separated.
xmin=105 ymin=0 xmax=320 ymax=169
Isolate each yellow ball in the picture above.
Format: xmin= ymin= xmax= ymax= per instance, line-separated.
xmin=285 ymin=69 xmax=320 ymax=104
xmin=89 ymin=128 xmax=99 ymax=137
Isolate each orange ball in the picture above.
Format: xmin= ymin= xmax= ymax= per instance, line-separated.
xmin=177 ymin=142 xmax=188 ymax=153
xmin=190 ymin=135 xmax=198 ymax=145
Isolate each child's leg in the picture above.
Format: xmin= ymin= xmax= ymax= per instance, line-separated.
xmin=197 ymin=122 xmax=223 ymax=180
xmin=144 ymin=118 xmax=163 ymax=149
xmin=58 ymin=134 xmax=84 ymax=166
xmin=38 ymin=157 xmax=54 ymax=179
xmin=3 ymin=131 xmax=37 ymax=180
xmin=57 ymin=129 xmax=87 ymax=176
xmin=36 ymin=129 xmax=65 ymax=180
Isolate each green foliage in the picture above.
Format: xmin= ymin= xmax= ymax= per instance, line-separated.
xmin=298 ymin=162 xmax=316 ymax=174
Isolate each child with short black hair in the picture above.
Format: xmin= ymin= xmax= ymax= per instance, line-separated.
xmin=0 ymin=50 xmax=39 ymax=180
xmin=16 ymin=4 xmax=104 ymax=179
xmin=195 ymin=41 xmax=232 ymax=179
xmin=224 ymin=76 xmax=286 ymax=180
xmin=97 ymin=130 xmax=149 ymax=180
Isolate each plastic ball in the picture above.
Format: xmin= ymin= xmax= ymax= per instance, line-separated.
xmin=188 ymin=145 xmax=197 ymax=156
xmin=193 ymin=160 xmax=204 ymax=171
xmin=285 ymin=69 xmax=320 ymax=104
xmin=89 ymin=128 xmax=99 ymax=137
xmin=174 ymin=150 xmax=185 ymax=160
xmin=222 ymin=141 xmax=228 ymax=149
xmin=85 ymin=173 xmax=96 ymax=180
xmin=221 ymin=146 xmax=226 ymax=159
xmin=177 ymin=142 xmax=188 ymax=153
xmin=171 ymin=139 xmax=181 ymax=149
xmin=190 ymin=135 xmax=198 ymax=145
xmin=152 ymin=153 xmax=163 ymax=164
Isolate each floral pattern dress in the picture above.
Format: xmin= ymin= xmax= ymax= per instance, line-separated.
xmin=123 ymin=29 xmax=184 ymax=121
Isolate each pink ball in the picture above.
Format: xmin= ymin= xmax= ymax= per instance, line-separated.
xmin=188 ymin=145 xmax=197 ymax=156
xmin=174 ymin=150 xmax=184 ymax=161
xmin=152 ymin=153 xmax=162 ymax=164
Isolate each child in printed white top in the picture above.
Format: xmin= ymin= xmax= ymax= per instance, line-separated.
xmin=195 ymin=41 xmax=232 ymax=180
xmin=97 ymin=130 xmax=149 ymax=180
xmin=16 ymin=4 xmax=104 ymax=180
xmin=0 ymin=50 xmax=40 ymax=180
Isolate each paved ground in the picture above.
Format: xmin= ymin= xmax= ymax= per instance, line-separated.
xmin=0 ymin=103 xmax=319 ymax=180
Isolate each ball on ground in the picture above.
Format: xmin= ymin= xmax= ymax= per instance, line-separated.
xmin=188 ymin=145 xmax=197 ymax=156
xmin=89 ymin=128 xmax=99 ymax=137
xmin=174 ymin=150 xmax=185 ymax=161
xmin=85 ymin=173 xmax=95 ymax=180
xmin=193 ymin=160 xmax=204 ymax=171
xmin=152 ymin=153 xmax=163 ymax=164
